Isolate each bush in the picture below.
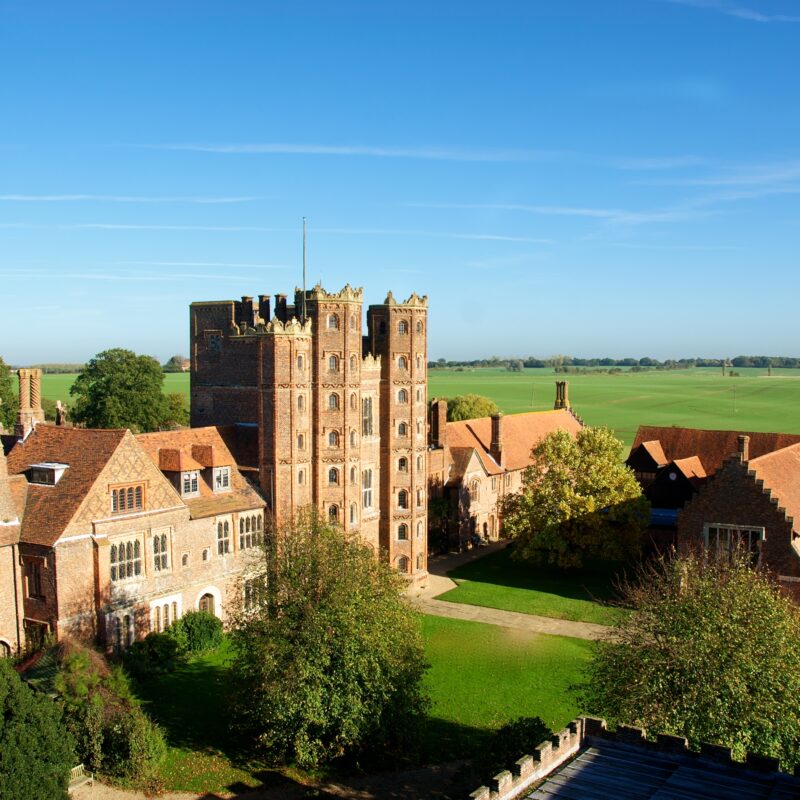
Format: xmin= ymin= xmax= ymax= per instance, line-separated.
xmin=103 ymin=706 xmax=166 ymax=781
xmin=123 ymin=632 xmax=184 ymax=680
xmin=168 ymin=611 xmax=223 ymax=654
xmin=474 ymin=717 xmax=552 ymax=783
xmin=0 ymin=659 xmax=76 ymax=800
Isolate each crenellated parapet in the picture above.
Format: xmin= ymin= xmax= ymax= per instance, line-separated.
xmin=381 ymin=290 xmax=429 ymax=307
xmin=304 ymin=283 xmax=364 ymax=303
xmin=362 ymin=352 xmax=382 ymax=371
xmin=228 ymin=317 xmax=313 ymax=337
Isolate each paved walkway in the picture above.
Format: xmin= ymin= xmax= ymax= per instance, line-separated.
xmin=407 ymin=542 xmax=612 ymax=642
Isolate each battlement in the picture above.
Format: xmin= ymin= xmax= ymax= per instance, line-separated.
xmin=301 ymin=282 xmax=364 ymax=303
xmin=228 ymin=317 xmax=313 ymax=337
xmin=378 ymin=290 xmax=429 ymax=308
xmin=468 ymin=717 xmax=800 ymax=800
xmin=362 ymin=352 xmax=381 ymax=371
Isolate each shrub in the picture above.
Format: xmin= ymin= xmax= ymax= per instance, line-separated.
xmin=103 ymin=706 xmax=166 ymax=781
xmin=169 ymin=610 xmax=223 ymax=654
xmin=0 ymin=659 xmax=76 ymax=800
xmin=123 ymin=632 xmax=183 ymax=680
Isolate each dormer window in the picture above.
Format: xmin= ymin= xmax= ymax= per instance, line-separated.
xmin=213 ymin=467 xmax=231 ymax=493
xmin=29 ymin=462 xmax=69 ymax=486
xmin=182 ymin=471 xmax=199 ymax=497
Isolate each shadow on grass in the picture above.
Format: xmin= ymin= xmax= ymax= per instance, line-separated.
xmin=445 ymin=546 xmax=630 ymax=605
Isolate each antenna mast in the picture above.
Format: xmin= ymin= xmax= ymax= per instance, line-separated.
xmin=302 ymin=217 xmax=307 ymax=323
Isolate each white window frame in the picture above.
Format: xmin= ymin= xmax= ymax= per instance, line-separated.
xmin=213 ymin=466 xmax=231 ymax=493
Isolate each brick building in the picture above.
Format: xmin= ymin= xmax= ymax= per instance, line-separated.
xmin=677 ymin=434 xmax=800 ymax=596
xmin=190 ymin=284 xmax=429 ymax=578
xmin=0 ymin=372 xmax=266 ymax=654
xmin=427 ymin=384 xmax=584 ymax=549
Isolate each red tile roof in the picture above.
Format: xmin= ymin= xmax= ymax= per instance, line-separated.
xmin=748 ymin=443 xmax=800 ymax=533
xmin=446 ymin=409 xmax=583 ymax=476
xmin=641 ymin=440 xmax=668 ymax=468
xmin=630 ymin=426 xmax=800 ymax=476
xmin=6 ymin=425 xmax=127 ymax=546
xmin=671 ymin=456 xmax=707 ymax=485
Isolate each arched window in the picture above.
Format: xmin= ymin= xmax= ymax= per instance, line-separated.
xmin=362 ymin=469 xmax=373 ymax=508
xmin=328 ymin=468 xmax=339 ymax=485
xmin=398 ymin=524 xmax=408 ymax=540
xmin=398 ymin=422 xmax=408 ymax=437
xmin=328 ymin=504 xmax=339 ymax=522
xmin=417 ymin=455 xmax=423 ymax=471
xmin=469 ymin=480 xmax=480 ymax=502
xmin=417 ymin=488 xmax=423 ymax=507
xmin=350 ymin=392 xmax=357 ymax=411
xmin=416 ymin=321 xmax=423 ymax=334
xmin=417 ymin=521 xmax=423 ymax=538
xmin=154 ymin=606 xmax=160 ymax=633
xmin=163 ymin=603 xmax=170 ymax=628
xmin=416 ymin=388 xmax=422 ymax=402
xmin=398 ymin=490 xmax=408 ymax=509
xmin=417 ymin=553 xmax=423 ymax=569
xmin=350 ymin=504 xmax=357 ymax=526
xmin=298 ymin=469 xmax=305 ymax=485
xmin=135 ymin=486 xmax=143 ymax=509
xmin=398 ymin=389 xmax=408 ymax=404
xmin=297 ymin=354 xmax=304 ymax=370
xmin=398 ymin=556 xmax=409 ymax=573
xmin=398 ymin=355 xmax=408 ymax=370
xmin=298 ymin=394 xmax=305 ymax=411
xmin=0 ymin=641 xmax=11 ymax=659
xmin=417 ymin=355 xmax=423 ymax=370
xmin=297 ymin=433 xmax=305 ymax=449
xmin=350 ymin=465 xmax=357 ymax=484
xmin=350 ymin=355 xmax=357 ymax=371
xmin=328 ymin=430 xmax=340 ymax=447
xmin=172 ymin=601 xmax=178 ymax=622
xmin=257 ymin=515 xmax=262 ymax=531
xmin=246 ymin=517 xmax=251 ymax=533
xmin=362 ymin=396 xmax=373 ymax=436
xmin=350 ymin=429 xmax=357 ymax=447
xmin=398 ymin=320 xmax=409 ymax=334
xmin=328 ymin=355 xmax=339 ymax=372
xmin=398 ymin=457 xmax=408 ymax=472
xmin=327 ymin=313 xmax=339 ymax=330
xmin=350 ymin=315 xmax=356 ymax=330
xmin=329 ymin=393 xmax=339 ymax=410
xmin=127 ymin=486 xmax=134 ymax=508
xmin=181 ymin=553 xmax=189 ymax=567
xmin=416 ymin=420 xmax=422 ymax=435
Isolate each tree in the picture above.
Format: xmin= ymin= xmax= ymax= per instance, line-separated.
xmin=228 ymin=512 xmax=429 ymax=769
xmin=162 ymin=354 xmax=187 ymax=373
xmin=0 ymin=356 xmax=15 ymax=431
xmin=500 ymin=427 xmax=648 ymax=568
xmin=0 ymin=658 xmax=76 ymax=800
xmin=163 ymin=392 xmax=189 ymax=428
xmin=446 ymin=394 xmax=500 ymax=422
xmin=69 ymin=349 xmax=175 ymax=432
xmin=582 ymin=552 xmax=800 ymax=767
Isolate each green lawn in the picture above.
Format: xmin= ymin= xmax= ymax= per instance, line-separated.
xmin=134 ymin=617 xmax=591 ymax=792
xmin=419 ymin=615 xmax=591 ymax=760
xmin=436 ymin=548 xmax=628 ymax=626
xmin=42 ymin=366 xmax=800 ymax=450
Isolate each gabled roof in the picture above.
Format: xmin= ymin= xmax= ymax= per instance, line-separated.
xmin=6 ymin=425 xmax=127 ymax=546
xmin=630 ymin=425 xmax=800 ymax=476
xmin=671 ymin=456 xmax=707 ymax=484
xmin=446 ymin=409 xmax=583 ymax=476
xmin=136 ymin=427 xmax=264 ymax=519
xmin=640 ymin=440 xmax=668 ymax=468
xmin=748 ymin=442 xmax=800 ymax=532
xmin=446 ymin=447 xmax=483 ymax=485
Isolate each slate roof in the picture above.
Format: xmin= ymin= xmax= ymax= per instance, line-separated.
xmin=630 ymin=426 xmax=800 ymax=476
xmin=525 ymin=739 xmax=800 ymax=799
xmin=6 ymin=426 xmax=127 ymax=546
xmin=446 ymin=409 xmax=583 ymax=477
xmin=748 ymin=442 xmax=800 ymax=534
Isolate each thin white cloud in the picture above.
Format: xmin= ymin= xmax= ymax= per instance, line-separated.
xmin=660 ymin=0 xmax=800 ymax=22
xmin=117 ymin=260 xmax=289 ymax=269
xmin=607 ymin=155 xmax=707 ymax=170
xmin=0 ymin=194 xmax=259 ymax=203
xmin=315 ymin=226 xmax=552 ymax=243
xmin=0 ymin=269 xmax=258 ymax=282
xmin=644 ymin=160 xmax=800 ymax=187
xmin=139 ymin=142 xmax=562 ymax=163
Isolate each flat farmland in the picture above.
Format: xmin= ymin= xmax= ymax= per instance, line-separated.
xmin=41 ymin=366 xmax=800 ymax=449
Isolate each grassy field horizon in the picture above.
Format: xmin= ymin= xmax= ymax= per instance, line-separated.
xmin=41 ymin=366 xmax=800 ymax=450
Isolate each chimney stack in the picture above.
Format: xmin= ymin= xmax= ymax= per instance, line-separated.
xmin=554 ymin=380 xmax=570 ymax=410
xmin=737 ymin=434 xmax=750 ymax=462
xmin=490 ymin=412 xmax=505 ymax=467
xmin=15 ymin=368 xmax=45 ymax=439
xmin=258 ymin=294 xmax=271 ymax=322
xmin=275 ymin=294 xmax=288 ymax=321
xmin=430 ymin=399 xmax=448 ymax=449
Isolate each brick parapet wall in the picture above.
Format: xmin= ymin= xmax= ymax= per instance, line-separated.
xmin=467 ymin=717 xmax=800 ymax=800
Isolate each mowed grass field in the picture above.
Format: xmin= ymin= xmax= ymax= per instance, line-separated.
xmin=43 ymin=366 xmax=800 ymax=449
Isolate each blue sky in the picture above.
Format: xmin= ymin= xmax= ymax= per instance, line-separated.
xmin=1 ymin=0 xmax=799 ymax=363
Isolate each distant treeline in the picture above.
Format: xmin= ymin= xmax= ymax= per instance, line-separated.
xmin=28 ymin=363 xmax=87 ymax=374
xmin=428 ymin=355 xmax=800 ymax=370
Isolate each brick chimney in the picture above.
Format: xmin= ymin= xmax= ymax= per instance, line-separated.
xmin=258 ymin=294 xmax=271 ymax=322
xmin=737 ymin=434 xmax=750 ymax=462
xmin=430 ymin=399 xmax=448 ymax=449
xmin=490 ymin=412 xmax=505 ymax=467
xmin=0 ymin=448 xmax=18 ymax=525
xmin=554 ymin=380 xmax=570 ymax=410
xmin=240 ymin=296 xmax=256 ymax=329
xmin=275 ymin=294 xmax=288 ymax=321
xmin=15 ymin=368 xmax=45 ymax=439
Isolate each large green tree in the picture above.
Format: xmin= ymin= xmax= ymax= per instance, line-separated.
xmin=228 ymin=513 xmax=429 ymax=769
xmin=500 ymin=427 xmax=648 ymax=568
xmin=69 ymin=349 xmax=180 ymax=432
xmin=0 ymin=356 xmax=16 ymax=431
xmin=446 ymin=393 xmax=500 ymax=422
xmin=583 ymin=553 xmax=800 ymax=767
xmin=0 ymin=659 xmax=76 ymax=800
